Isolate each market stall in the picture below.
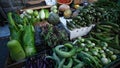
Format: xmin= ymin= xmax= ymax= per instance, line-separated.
xmin=0 ymin=0 xmax=120 ymax=68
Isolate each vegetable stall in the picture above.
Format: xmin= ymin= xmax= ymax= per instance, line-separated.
xmin=2 ymin=0 xmax=120 ymax=68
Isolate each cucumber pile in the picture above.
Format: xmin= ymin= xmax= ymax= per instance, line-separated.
xmin=87 ymin=22 xmax=120 ymax=54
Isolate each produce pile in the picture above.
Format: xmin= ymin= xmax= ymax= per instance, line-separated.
xmin=6 ymin=0 xmax=120 ymax=68
xmin=41 ymin=24 xmax=69 ymax=47
xmin=69 ymin=4 xmax=105 ymax=28
xmin=86 ymin=22 xmax=120 ymax=54
xmin=85 ymin=0 xmax=120 ymax=54
xmin=47 ymin=38 xmax=118 ymax=68
xmin=7 ymin=7 xmax=69 ymax=67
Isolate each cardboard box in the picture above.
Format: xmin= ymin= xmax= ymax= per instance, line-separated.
xmin=60 ymin=17 xmax=95 ymax=40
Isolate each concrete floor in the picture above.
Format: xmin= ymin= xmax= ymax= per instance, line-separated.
xmin=0 ymin=25 xmax=9 ymax=68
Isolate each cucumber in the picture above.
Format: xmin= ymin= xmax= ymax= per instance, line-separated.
xmin=115 ymin=35 xmax=119 ymax=46
xmin=66 ymin=21 xmax=75 ymax=30
xmin=96 ymin=25 xmax=111 ymax=32
xmin=100 ymin=25 xmax=113 ymax=29
xmin=100 ymin=22 xmax=119 ymax=28
xmin=94 ymin=33 xmax=114 ymax=42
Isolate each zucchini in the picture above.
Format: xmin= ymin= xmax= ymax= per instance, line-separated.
xmin=55 ymin=45 xmax=76 ymax=58
xmin=63 ymin=58 xmax=73 ymax=68
xmin=58 ymin=58 xmax=65 ymax=68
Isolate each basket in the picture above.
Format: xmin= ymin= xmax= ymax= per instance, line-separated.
xmin=57 ymin=0 xmax=73 ymax=5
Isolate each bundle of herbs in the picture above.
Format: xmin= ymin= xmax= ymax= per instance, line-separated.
xmin=41 ymin=24 xmax=69 ymax=48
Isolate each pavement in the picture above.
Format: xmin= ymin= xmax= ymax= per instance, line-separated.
xmin=0 ymin=25 xmax=10 ymax=68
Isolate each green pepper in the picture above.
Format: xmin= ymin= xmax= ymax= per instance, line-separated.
xmin=55 ymin=45 xmax=76 ymax=58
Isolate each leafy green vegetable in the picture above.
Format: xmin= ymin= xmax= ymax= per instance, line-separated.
xmin=23 ymin=24 xmax=36 ymax=57
xmin=7 ymin=40 xmax=26 ymax=61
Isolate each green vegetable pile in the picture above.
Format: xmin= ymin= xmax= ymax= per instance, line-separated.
xmin=94 ymin=0 xmax=120 ymax=25
xmin=7 ymin=8 xmax=67 ymax=62
xmin=7 ymin=8 xmax=51 ymax=59
xmin=66 ymin=4 xmax=106 ymax=30
xmin=86 ymin=22 xmax=120 ymax=54
xmin=85 ymin=0 xmax=120 ymax=54
xmin=41 ymin=24 xmax=69 ymax=47
xmin=21 ymin=9 xmax=50 ymax=24
xmin=47 ymin=37 xmax=118 ymax=68
xmin=7 ymin=12 xmax=37 ymax=61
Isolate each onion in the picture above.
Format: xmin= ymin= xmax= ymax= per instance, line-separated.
xmin=101 ymin=57 xmax=109 ymax=65
xmin=64 ymin=9 xmax=72 ymax=18
xmin=111 ymin=55 xmax=117 ymax=60
xmin=59 ymin=4 xmax=70 ymax=12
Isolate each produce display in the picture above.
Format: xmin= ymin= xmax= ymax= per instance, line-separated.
xmin=67 ymin=3 xmax=112 ymax=30
xmin=86 ymin=22 xmax=120 ymax=54
xmin=85 ymin=0 xmax=120 ymax=54
xmin=47 ymin=38 xmax=118 ymax=68
xmin=6 ymin=0 xmax=120 ymax=68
